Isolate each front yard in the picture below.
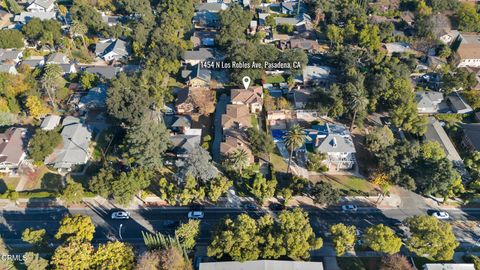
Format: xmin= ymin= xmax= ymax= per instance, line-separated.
xmin=310 ymin=174 xmax=377 ymax=196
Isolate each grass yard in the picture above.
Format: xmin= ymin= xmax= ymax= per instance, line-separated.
xmin=270 ymin=152 xmax=288 ymax=174
xmin=23 ymin=166 xmax=50 ymax=190
xmin=311 ymin=174 xmax=377 ymax=196
xmin=265 ymin=75 xmax=285 ymax=84
xmin=337 ymin=257 xmax=382 ymax=270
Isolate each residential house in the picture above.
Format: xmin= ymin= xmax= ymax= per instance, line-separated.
xmin=230 ymin=87 xmax=263 ymax=113
xmin=461 ymin=123 xmax=480 ymax=152
xmin=445 ymin=93 xmax=473 ymax=114
xmin=181 ymin=64 xmax=211 ymax=88
xmin=95 ymin=39 xmax=129 ymax=62
xmin=26 ymin=0 xmax=55 ymax=12
xmin=274 ymin=14 xmax=312 ymax=32
xmin=45 ymin=116 xmax=92 ymax=172
xmin=400 ymin=11 xmax=415 ymax=26
xmin=40 ymin=115 xmax=61 ymax=130
xmin=455 ymin=33 xmax=480 ymax=68
xmin=193 ymin=2 xmax=228 ymax=28
xmin=307 ymin=123 xmax=356 ymax=170
xmin=84 ymin=66 xmax=121 ymax=80
xmin=0 ymin=50 xmax=23 ymax=63
xmin=220 ymin=128 xmax=254 ymax=163
xmin=46 ymin=53 xmax=69 ymax=65
xmin=415 ymin=91 xmax=444 ymax=114
xmin=465 ymin=67 xmax=480 ymax=90
xmin=21 ymin=56 xmax=45 ymax=69
xmin=191 ymin=31 xmax=217 ymax=47
xmin=383 ymin=42 xmax=415 ymax=55
xmin=166 ymin=115 xmax=202 ymax=158
xmin=175 ymin=88 xmax=195 ymax=115
xmin=0 ymin=128 xmax=27 ymax=174
xmin=424 ymin=117 xmax=462 ymax=165
xmin=221 ymin=104 xmax=252 ymax=131
xmin=438 ymin=29 xmax=459 ymax=45
xmin=292 ymin=87 xmax=312 ymax=109
xmin=14 ymin=12 xmax=56 ymax=23
xmin=59 ymin=63 xmax=77 ymax=74
xmin=0 ymin=64 xmax=18 ymax=74
xmin=182 ymin=48 xmax=214 ymax=66
xmin=78 ymin=85 xmax=107 ymax=112
xmin=200 ymin=260 xmax=324 ymax=270
xmin=288 ymin=38 xmax=318 ymax=52
xmin=302 ymin=65 xmax=333 ymax=86
xmin=423 ymin=264 xmax=474 ymax=270
xmin=101 ymin=12 xmax=120 ymax=27
xmin=281 ymin=1 xmax=306 ymax=15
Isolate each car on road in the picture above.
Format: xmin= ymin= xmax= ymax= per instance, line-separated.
xmin=341 ymin=205 xmax=358 ymax=212
xmin=111 ymin=211 xmax=130 ymax=220
xmin=431 ymin=211 xmax=449 ymax=220
xmin=188 ymin=211 xmax=204 ymax=219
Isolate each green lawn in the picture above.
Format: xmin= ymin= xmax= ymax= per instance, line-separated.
xmin=270 ymin=152 xmax=288 ymax=174
xmin=265 ymin=75 xmax=285 ymax=84
xmin=311 ymin=175 xmax=376 ymax=196
xmin=251 ymin=115 xmax=259 ymax=128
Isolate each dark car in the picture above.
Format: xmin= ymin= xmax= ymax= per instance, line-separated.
xmin=269 ymin=203 xmax=285 ymax=211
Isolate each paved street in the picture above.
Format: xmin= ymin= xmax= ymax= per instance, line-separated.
xmin=2 ymin=206 xmax=480 ymax=252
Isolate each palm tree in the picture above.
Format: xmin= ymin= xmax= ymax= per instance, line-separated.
xmin=284 ymin=124 xmax=308 ymax=174
xmin=349 ymin=91 xmax=369 ymax=132
xmin=41 ymin=64 xmax=65 ymax=109
xmin=70 ymin=21 xmax=88 ymax=48
xmin=227 ymin=149 xmax=249 ymax=174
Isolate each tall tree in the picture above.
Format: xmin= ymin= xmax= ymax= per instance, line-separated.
xmin=55 ymin=214 xmax=95 ymax=243
xmin=250 ymin=173 xmax=277 ymax=203
xmin=207 ymin=176 xmax=233 ymax=203
xmin=379 ymin=254 xmax=414 ymax=270
xmin=111 ymin=169 xmax=152 ymax=206
xmin=41 ymin=64 xmax=66 ymax=108
xmin=284 ymin=124 xmax=308 ymax=173
xmin=349 ymin=90 xmax=369 ymax=132
xmin=175 ymin=220 xmax=200 ymax=250
xmin=225 ymin=149 xmax=249 ymax=174
xmin=404 ymin=215 xmax=458 ymax=260
xmin=93 ymin=241 xmax=135 ymax=270
xmin=28 ymin=129 xmax=62 ymax=164
xmin=217 ymin=4 xmax=253 ymax=47
xmin=176 ymin=145 xmax=218 ymax=182
xmin=124 ymin=119 xmax=171 ymax=170
xmin=51 ymin=242 xmax=94 ymax=270
xmin=330 ymin=223 xmax=356 ymax=256
xmin=363 ymin=224 xmax=402 ymax=254
xmin=60 ymin=178 xmax=85 ymax=206
xmin=22 ymin=228 xmax=46 ymax=246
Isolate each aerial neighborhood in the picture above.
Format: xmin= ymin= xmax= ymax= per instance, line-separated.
xmin=1 ymin=0 xmax=480 ymax=269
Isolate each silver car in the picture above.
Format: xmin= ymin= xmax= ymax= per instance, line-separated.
xmin=111 ymin=211 xmax=130 ymax=220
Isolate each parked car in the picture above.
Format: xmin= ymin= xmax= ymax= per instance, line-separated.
xmin=188 ymin=211 xmax=204 ymax=219
xmin=111 ymin=211 xmax=130 ymax=220
xmin=341 ymin=205 xmax=358 ymax=212
xmin=431 ymin=211 xmax=449 ymax=220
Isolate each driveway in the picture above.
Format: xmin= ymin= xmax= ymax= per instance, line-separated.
xmin=212 ymin=94 xmax=229 ymax=163
xmin=276 ymin=142 xmax=309 ymax=178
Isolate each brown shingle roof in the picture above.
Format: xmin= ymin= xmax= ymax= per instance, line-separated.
xmin=231 ymin=89 xmax=263 ymax=105
xmin=221 ymin=104 xmax=251 ymax=130
xmin=457 ymin=33 xmax=480 ymax=59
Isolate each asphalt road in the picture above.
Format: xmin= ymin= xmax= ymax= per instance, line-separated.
xmin=2 ymin=207 xmax=480 ymax=251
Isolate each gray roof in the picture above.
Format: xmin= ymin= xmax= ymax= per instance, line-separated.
xmin=170 ymin=134 xmax=201 ymax=155
xmin=462 ymin=123 xmax=480 ymax=151
xmin=183 ymin=48 xmax=214 ymax=61
xmin=191 ymin=64 xmax=211 ymax=82
xmin=423 ymin=264 xmax=475 ymax=270
xmin=199 ymin=260 xmax=324 ymax=270
xmin=95 ymin=39 xmax=128 ymax=57
xmin=0 ymin=50 xmax=22 ymax=62
xmin=446 ymin=93 xmax=472 ymax=113
xmin=274 ymin=14 xmax=311 ymax=26
xmin=317 ymin=134 xmax=356 ymax=154
xmin=40 ymin=115 xmax=61 ymax=130
xmin=0 ymin=64 xmax=16 ymax=73
xmin=79 ymin=85 xmax=107 ymax=109
xmin=196 ymin=3 xmax=228 ymax=12
xmin=28 ymin=0 xmax=54 ymax=9
xmin=425 ymin=117 xmax=462 ymax=163
xmin=84 ymin=66 xmax=121 ymax=79
xmin=46 ymin=53 xmax=69 ymax=64
xmin=171 ymin=116 xmax=191 ymax=128
xmin=0 ymin=128 xmax=26 ymax=165
xmin=21 ymin=57 xmax=45 ymax=68
xmin=415 ymin=91 xmax=444 ymax=110
xmin=47 ymin=117 xmax=92 ymax=169
xmin=14 ymin=12 xmax=56 ymax=23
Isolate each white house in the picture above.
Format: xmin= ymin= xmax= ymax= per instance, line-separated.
xmin=95 ymin=39 xmax=129 ymax=62
xmin=26 ymin=0 xmax=55 ymax=12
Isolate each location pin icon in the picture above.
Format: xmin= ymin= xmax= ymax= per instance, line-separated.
xmin=242 ymin=76 xmax=251 ymax=90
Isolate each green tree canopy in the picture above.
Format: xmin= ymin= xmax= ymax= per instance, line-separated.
xmin=55 ymin=214 xmax=95 ymax=243
xmin=175 ymin=220 xmax=200 ymax=250
xmin=363 ymin=224 xmax=402 ymax=254
xmin=0 ymin=30 xmax=24 ymax=49
xmin=60 ymin=178 xmax=85 ymax=206
xmin=404 ymin=215 xmax=458 ymax=260
xmin=330 ymin=223 xmax=356 ymax=256
xmin=22 ymin=228 xmax=46 ymax=246
xmin=93 ymin=241 xmax=135 ymax=270
xmin=28 ymin=129 xmax=62 ymax=164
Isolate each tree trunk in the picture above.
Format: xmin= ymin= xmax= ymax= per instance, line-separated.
xmin=350 ymin=109 xmax=357 ymax=132
xmin=287 ymin=146 xmax=294 ymax=174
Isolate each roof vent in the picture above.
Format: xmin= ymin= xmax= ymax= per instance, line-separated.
xmin=331 ymin=137 xmax=337 ymax=148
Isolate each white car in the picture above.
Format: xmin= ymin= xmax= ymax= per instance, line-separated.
xmin=342 ymin=205 xmax=358 ymax=212
xmin=432 ymin=211 xmax=449 ymax=220
xmin=188 ymin=211 xmax=204 ymax=219
xmin=111 ymin=211 xmax=130 ymax=220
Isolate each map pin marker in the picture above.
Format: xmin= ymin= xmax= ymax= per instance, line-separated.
xmin=242 ymin=76 xmax=251 ymax=90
